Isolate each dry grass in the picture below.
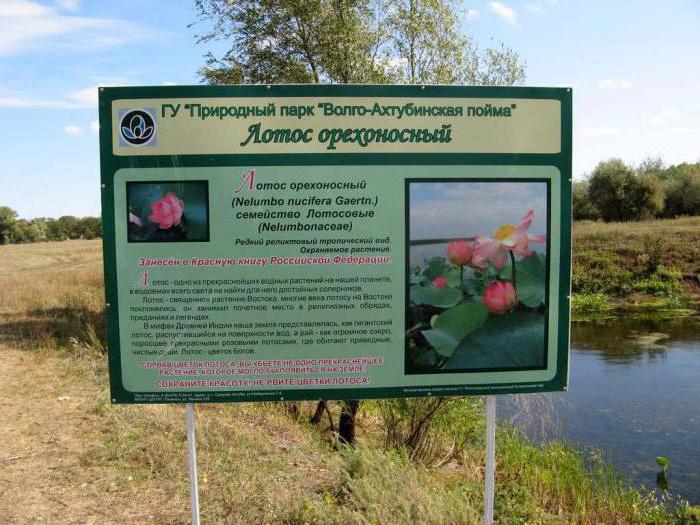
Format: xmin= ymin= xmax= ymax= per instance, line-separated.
xmin=0 ymin=239 xmax=102 ymax=274
xmin=0 ymin=239 xmax=104 ymax=350
xmin=574 ymin=216 xmax=700 ymax=274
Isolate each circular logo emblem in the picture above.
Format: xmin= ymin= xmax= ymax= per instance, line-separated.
xmin=119 ymin=109 xmax=155 ymax=146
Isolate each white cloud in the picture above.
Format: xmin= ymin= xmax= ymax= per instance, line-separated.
xmin=64 ymin=125 xmax=83 ymax=135
xmin=526 ymin=0 xmax=557 ymax=14
xmin=0 ymin=96 xmax=65 ymax=108
xmin=0 ymin=0 xmax=52 ymax=17
xmin=665 ymin=127 xmax=697 ymax=136
xmin=0 ymin=0 xmax=154 ymax=57
xmin=466 ymin=9 xmax=479 ymax=19
xmin=90 ymin=120 xmax=100 ymax=135
xmin=409 ymin=182 xmax=547 ymax=243
xmin=647 ymin=107 xmax=680 ymax=126
xmin=162 ymin=81 xmax=178 ymax=86
xmin=68 ymin=85 xmax=99 ymax=107
xmin=0 ymin=83 xmax=126 ymax=109
xmin=56 ymin=0 xmax=79 ymax=11
xmin=598 ymin=79 xmax=632 ymax=89
xmin=582 ymin=125 xmax=637 ymax=137
xmin=489 ymin=2 xmax=517 ymax=24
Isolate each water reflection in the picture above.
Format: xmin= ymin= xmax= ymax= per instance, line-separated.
xmin=571 ymin=317 xmax=700 ymax=364
xmin=509 ymin=316 xmax=700 ymax=504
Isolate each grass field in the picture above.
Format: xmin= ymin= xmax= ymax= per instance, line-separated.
xmin=572 ymin=217 xmax=700 ymax=315
xmin=1 ymin=237 xmax=697 ymax=523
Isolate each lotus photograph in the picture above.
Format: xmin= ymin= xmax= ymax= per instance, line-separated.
xmin=406 ymin=180 xmax=549 ymax=374
xmin=126 ymin=181 xmax=210 ymax=242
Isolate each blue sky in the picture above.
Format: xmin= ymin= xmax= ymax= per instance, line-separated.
xmin=409 ymin=181 xmax=546 ymax=262
xmin=1 ymin=0 xmax=698 ymax=218
xmin=410 ymin=181 xmax=547 ymax=240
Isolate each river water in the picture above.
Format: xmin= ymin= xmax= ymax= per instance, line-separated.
xmin=510 ymin=316 xmax=700 ymax=504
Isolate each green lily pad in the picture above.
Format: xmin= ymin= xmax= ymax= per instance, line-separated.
xmin=463 ymin=277 xmax=485 ymax=297
xmin=444 ymin=311 xmax=545 ymax=369
xmin=409 ymin=285 xmax=462 ymax=308
xmin=409 ymin=271 xmax=423 ymax=285
xmin=422 ymin=256 xmax=450 ymax=281
xmin=422 ymin=302 xmax=489 ymax=357
xmin=500 ymin=253 xmax=546 ymax=308
xmin=444 ymin=267 xmax=462 ymax=288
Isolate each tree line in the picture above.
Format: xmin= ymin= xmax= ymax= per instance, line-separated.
xmin=0 ymin=207 xmax=101 ymax=245
xmin=573 ymin=158 xmax=700 ymax=222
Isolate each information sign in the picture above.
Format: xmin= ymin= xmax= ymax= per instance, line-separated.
xmin=99 ymin=85 xmax=571 ymax=403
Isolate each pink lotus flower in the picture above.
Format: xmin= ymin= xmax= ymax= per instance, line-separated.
xmin=446 ymin=240 xmax=473 ymax=266
xmin=472 ymin=210 xmax=546 ymax=269
xmin=482 ymin=281 xmax=518 ymax=314
xmin=128 ymin=212 xmax=142 ymax=227
xmin=432 ymin=276 xmax=448 ymax=288
xmin=148 ymin=192 xmax=184 ymax=229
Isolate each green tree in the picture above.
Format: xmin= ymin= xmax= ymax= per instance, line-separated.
xmin=572 ymin=181 xmax=598 ymax=220
xmin=629 ymin=174 xmax=664 ymax=220
xmin=663 ymin=164 xmax=700 ymax=217
xmin=77 ymin=217 xmax=102 ymax=239
xmin=194 ymin=0 xmax=387 ymax=84
xmin=386 ymin=0 xmax=523 ymax=85
xmin=636 ymin=156 xmax=665 ymax=180
xmin=45 ymin=218 xmax=64 ymax=241
xmin=0 ymin=206 xmax=18 ymax=245
xmin=9 ymin=219 xmax=48 ymax=244
xmin=194 ymin=0 xmax=525 ymax=86
xmin=24 ymin=220 xmax=49 ymax=243
xmin=588 ymin=159 xmax=663 ymax=222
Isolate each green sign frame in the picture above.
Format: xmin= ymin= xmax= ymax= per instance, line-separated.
xmin=99 ymin=84 xmax=572 ymax=404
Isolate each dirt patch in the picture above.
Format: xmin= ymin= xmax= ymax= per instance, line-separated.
xmin=0 ymin=346 xmax=186 ymax=524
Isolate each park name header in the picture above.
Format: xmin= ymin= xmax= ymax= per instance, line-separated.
xmin=112 ymin=96 xmax=561 ymax=156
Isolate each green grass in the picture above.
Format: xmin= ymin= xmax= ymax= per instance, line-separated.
xmin=78 ymin=388 xmax=695 ymax=524
xmin=572 ymin=217 xmax=700 ymax=316
xmin=571 ymin=292 xmax=613 ymax=315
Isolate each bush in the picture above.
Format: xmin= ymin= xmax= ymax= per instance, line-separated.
xmin=663 ymin=168 xmax=700 ymax=217
xmin=572 ymin=181 xmax=599 ymax=220
xmin=376 ymin=397 xmax=481 ymax=465
xmin=587 ymin=159 xmax=664 ymax=221
xmin=640 ymin=235 xmax=664 ymax=274
xmin=0 ymin=206 xmax=18 ymax=244
xmin=630 ymin=266 xmax=682 ymax=296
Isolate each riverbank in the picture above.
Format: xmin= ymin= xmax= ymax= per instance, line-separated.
xmin=1 ymin=343 xmax=693 ymax=524
xmin=572 ymin=216 xmax=700 ymax=319
xmin=2 ymin=240 xmax=699 ymax=522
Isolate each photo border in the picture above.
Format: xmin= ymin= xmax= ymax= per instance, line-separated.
xmin=125 ymin=180 xmax=211 ymax=243
xmin=404 ymin=178 xmax=551 ymax=375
